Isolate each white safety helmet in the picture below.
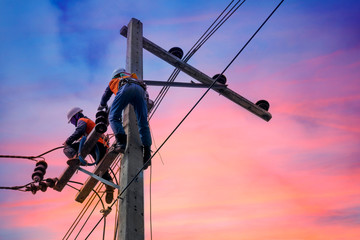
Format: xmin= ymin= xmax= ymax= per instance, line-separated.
xmin=67 ymin=107 xmax=83 ymax=123
xmin=112 ymin=67 xmax=126 ymax=78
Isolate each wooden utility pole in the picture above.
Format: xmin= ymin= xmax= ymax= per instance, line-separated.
xmin=117 ymin=18 xmax=144 ymax=240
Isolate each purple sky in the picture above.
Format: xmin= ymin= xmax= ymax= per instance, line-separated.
xmin=1 ymin=0 xmax=360 ymax=239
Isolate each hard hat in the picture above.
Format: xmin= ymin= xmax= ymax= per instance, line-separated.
xmin=112 ymin=67 xmax=126 ymax=78
xmin=67 ymin=107 xmax=83 ymax=123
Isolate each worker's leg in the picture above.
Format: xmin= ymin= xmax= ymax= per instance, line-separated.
xmin=93 ymin=142 xmax=114 ymax=204
xmin=132 ymin=85 xmax=152 ymax=169
xmin=63 ymin=142 xmax=80 ymax=159
xmin=132 ymin=85 xmax=152 ymax=147
xmin=93 ymin=143 xmax=113 ymax=181
xmin=109 ymin=85 xmax=131 ymax=151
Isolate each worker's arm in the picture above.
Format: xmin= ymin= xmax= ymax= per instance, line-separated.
xmin=65 ymin=120 xmax=87 ymax=145
xmin=99 ymin=86 xmax=113 ymax=110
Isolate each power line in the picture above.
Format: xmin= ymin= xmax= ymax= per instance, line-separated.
xmin=0 ymin=146 xmax=64 ymax=162
xmin=0 ymin=183 xmax=32 ymax=191
xmin=87 ymin=2 xmax=285 ymax=236
xmin=149 ymin=0 xmax=247 ymax=120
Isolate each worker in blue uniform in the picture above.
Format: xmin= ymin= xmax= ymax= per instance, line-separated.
xmin=98 ymin=67 xmax=152 ymax=169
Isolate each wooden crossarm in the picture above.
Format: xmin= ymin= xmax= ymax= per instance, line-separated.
xmin=53 ymin=158 xmax=80 ymax=192
xmin=75 ymin=148 xmax=122 ymax=203
xmin=120 ymin=25 xmax=272 ymax=122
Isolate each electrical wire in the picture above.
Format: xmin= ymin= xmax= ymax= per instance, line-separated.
xmin=63 ymin=1 xmax=285 ymax=238
xmin=74 ymin=190 xmax=105 ymax=240
xmin=87 ymin=2 xmax=285 ymax=235
xmin=63 ymin=156 xmax=121 ymax=240
xmin=149 ymin=0 xmax=246 ymax=120
xmin=63 ymin=181 xmax=107 ymax=240
xmin=0 ymin=182 xmax=32 ymax=191
xmin=149 ymin=0 xmax=239 ymax=117
xmin=115 ymin=0 xmax=286 ymax=221
xmin=149 ymin=165 xmax=153 ymax=240
xmin=0 ymin=146 xmax=64 ymax=162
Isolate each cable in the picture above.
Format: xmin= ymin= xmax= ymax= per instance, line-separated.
xmin=63 ymin=156 xmax=121 ymax=240
xmin=63 ymin=181 xmax=107 ymax=240
xmin=0 ymin=182 xmax=32 ymax=191
xmin=150 ymin=125 xmax=164 ymax=165
xmin=36 ymin=146 xmax=65 ymax=157
xmin=0 ymin=146 xmax=64 ymax=162
xmin=83 ymin=1 xmax=285 ymax=237
xmin=74 ymin=190 xmax=105 ymax=240
xmin=119 ymin=0 xmax=286 ymax=208
xmin=149 ymin=165 xmax=153 ymax=240
xmin=78 ymin=136 xmax=100 ymax=166
xmin=149 ymin=0 xmax=238 ymax=116
xmin=149 ymin=0 xmax=246 ymax=120
xmin=0 ymin=155 xmax=42 ymax=162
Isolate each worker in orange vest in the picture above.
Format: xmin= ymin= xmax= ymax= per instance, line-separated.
xmin=98 ymin=67 xmax=152 ymax=169
xmin=64 ymin=107 xmax=114 ymax=204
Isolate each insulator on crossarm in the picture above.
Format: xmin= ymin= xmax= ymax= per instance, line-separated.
xmin=169 ymin=47 xmax=184 ymax=59
xmin=45 ymin=178 xmax=58 ymax=188
xmin=38 ymin=178 xmax=58 ymax=192
xmin=212 ymin=74 xmax=227 ymax=84
xmin=95 ymin=109 xmax=109 ymax=133
xmin=31 ymin=161 xmax=48 ymax=182
xmin=39 ymin=181 xmax=48 ymax=192
xmin=255 ymin=100 xmax=270 ymax=111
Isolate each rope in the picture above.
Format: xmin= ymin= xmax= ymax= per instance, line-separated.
xmin=78 ymin=136 xmax=100 ymax=166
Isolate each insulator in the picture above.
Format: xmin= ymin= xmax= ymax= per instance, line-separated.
xmin=96 ymin=110 xmax=108 ymax=118
xmin=45 ymin=178 xmax=58 ymax=188
xmin=95 ymin=116 xmax=107 ymax=125
xmin=95 ymin=123 xmax=107 ymax=134
xmin=169 ymin=47 xmax=183 ymax=59
xmin=26 ymin=183 xmax=38 ymax=195
xmin=39 ymin=181 xmax=48 ymax=192
xmin=212 ymin=74 xmax=227 ymax=84
xmin=32 ymin=161 xmax=48 ymax=182
xmin=255 ymin=100 xmax=270 ymax=111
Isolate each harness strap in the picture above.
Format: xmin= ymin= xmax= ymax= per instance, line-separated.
xmin=120 ymin=78 xmax=147 ymax=90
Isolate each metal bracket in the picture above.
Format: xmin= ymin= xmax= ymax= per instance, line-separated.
xmin=143 ymin=80 xmax=227 ymax=89
xmin=78 ymin=167 xmax=120 ymax=190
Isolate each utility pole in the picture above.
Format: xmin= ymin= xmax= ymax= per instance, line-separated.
xmin=117 ymin=18 xmax=145 ymax=240
xmin=120 ymin=25 xmax=272 ymax=122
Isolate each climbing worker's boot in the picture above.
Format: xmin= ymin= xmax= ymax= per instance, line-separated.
xmin=105 ymin=186 xmax=114 ymax=204
xmin=114 ymin=134 xmax=127 ymax=153
xmin=66 ymin=158 xmax=78 ymax=166
xmin=143 ymin=146 xmax=151 ymax=170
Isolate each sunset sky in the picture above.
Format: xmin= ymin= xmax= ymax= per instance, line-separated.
xmin=1 ymin=0 xmax=360 ymax=239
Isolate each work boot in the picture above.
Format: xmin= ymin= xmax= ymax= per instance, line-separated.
xmin=105 ymin=186 xmax=114 ymax=204
xmin=66 ymin=158 xmax=80 ymax=167
xmin=143 ymin=146 xmax=151 ymax=170
xmin=114 ymin=134 xmax=127 ymax=153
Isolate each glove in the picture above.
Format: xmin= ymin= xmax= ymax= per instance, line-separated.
xmin=98 ymin=104 xmax=108 ymax=111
